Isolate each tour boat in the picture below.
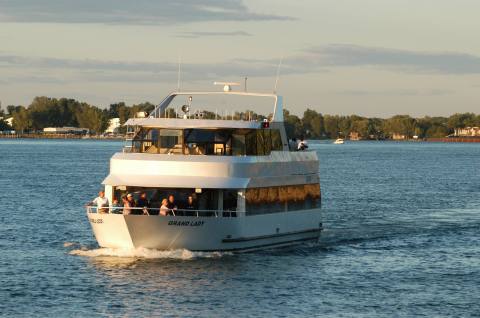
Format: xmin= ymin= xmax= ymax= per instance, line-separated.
xmin=333 ymin=138 xmax=344 ymax=144
xmin=86 ymin=83 xmax=322 ymax=252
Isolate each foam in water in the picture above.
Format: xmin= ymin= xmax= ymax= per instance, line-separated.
xmin=69 ymin=246 xmax=229 ymax=260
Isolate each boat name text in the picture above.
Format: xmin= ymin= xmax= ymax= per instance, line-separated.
xmin=168 ymin=220 xmax=204 ymax=227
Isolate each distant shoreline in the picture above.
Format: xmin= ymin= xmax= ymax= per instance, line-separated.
xmin=0 ymin=133 xmax=124 ymax=141
xmin=1 ymin=133 xmax=480 ymax=143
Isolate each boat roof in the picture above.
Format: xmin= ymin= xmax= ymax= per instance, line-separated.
xmin=150 ymin=90 xmax=284 ymax=122
xmin=124 ymin=117 xmax=261 ymax=129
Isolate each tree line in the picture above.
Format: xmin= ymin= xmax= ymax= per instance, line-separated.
xmin=1 ymin=97 xmax=479 ymax=139
xmin=0 ymin=97 xmax=155 ymax=134
xmin=284 ymin=109 xmax=480 ymax=139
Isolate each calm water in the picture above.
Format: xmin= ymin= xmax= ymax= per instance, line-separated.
xmin=1 ymin=139 xmax=479 ymax=317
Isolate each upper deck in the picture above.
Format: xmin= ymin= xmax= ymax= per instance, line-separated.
xmin=149 ymin=89 xmax=284 ymax=122
xmin=123 ymin=86 xmax=290 ymax=154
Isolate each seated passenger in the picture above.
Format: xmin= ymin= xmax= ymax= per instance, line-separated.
xmin=297 ymin=137 xmax=308 ymax=151
xmin=110 ymin=197 xmax=123 ymax=214
xmin=122 ymin=196 xmax=131 ymax=215
xmin=167 ymin=194 xmax=178 ymax=216
xmin=160 ymin=198 xmax=169 ymax=216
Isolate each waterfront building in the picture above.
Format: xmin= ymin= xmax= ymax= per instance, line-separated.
xmin=392 ymin=133 xmax=407 ymax=140
xmin=349 ymin=131 xmax=362 ymax=141
xmin=105 ymin=118 xmax=121 ymax=134
xmin=454 ymin=127 xmax=480 ymax=137
xmin=43 ymin=127 xmax=89 ymax=134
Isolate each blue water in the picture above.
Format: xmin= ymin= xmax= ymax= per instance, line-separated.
xmin=1 ymin=139 xmax=479 ymax=317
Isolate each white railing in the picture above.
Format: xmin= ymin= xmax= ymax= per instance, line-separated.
xmin=86 ymin=205 xmax=241 ymax=217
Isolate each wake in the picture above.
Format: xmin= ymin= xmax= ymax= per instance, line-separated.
xmin=67 ymin=245 xmax=229 ymax=260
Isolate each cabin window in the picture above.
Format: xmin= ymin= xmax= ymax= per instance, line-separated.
xmin=271 ymin=129 xmax=283 ymax=151
xmin=245 ymin=184 xmax=321 ymax=215
xmin=184 ymin=129 xmax=231 ymax=155
xmin=131 ymin=128 xmax=183 ymax=154
xmin=231 ymin=134 xmax=246 ymax=156
xmin=256 ymin=129 xmax=266 ymax=155
xmin=132 ymin=128 xmax=159 ymax=153
xmin=131 ymin=128 xmax=283 ymax=155
xmin=223 ymin=190 xmax=238 ymax=211
xmin=159 ymin=129 xmax=183 ymax=154
xmin=245 ymin=130 xmax=257 ymax=155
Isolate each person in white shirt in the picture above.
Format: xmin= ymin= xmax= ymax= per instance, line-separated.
xmin=160 ymin=198 xmax=169 ymax=216
xmin=89 ymin=191 xmax=109 ymax=213
xmin=297 ymin=137 xmax=309 ymax=151
xmin=158 ymin=199 xmax=170 ymax=216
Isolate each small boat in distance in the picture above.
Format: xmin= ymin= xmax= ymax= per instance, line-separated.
xmin=85 ymin=82 xmax=322 ymax=252
xmin=333 ymin=138 xmax=345 ymax=144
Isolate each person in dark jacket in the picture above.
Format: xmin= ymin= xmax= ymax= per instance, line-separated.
xmin=136 ymin=192 xmax=150 ymax=215
xmin=166 ymin=194 xmax=178 ymax=216
xmin=127 ymin=193 xmax=141 ymax=215
xmin=184 ymin=195 xmax=197 ymax=216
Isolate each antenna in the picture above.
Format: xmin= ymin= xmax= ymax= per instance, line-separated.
xmin=177 ymin=55 xmax=182 ymax=91
xmin=273 ymin=57 xmax=283 ymax=94
xmin=244 ymin=76 xmax=248 ymax=92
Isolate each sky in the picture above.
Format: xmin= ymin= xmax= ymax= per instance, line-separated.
xmin=1 ymin=0 xmax=480 ymax=117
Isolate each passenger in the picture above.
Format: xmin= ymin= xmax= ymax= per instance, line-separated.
xmin=111 ymin=197 xmax=122 ymax=214
xmin=147 ymin=190 xmax=161 ymax=215
xmin=127 ymin=193 xmax=141 ymax=215
xmin=122 ymin=196 xmax=131 ymax=215
xmin=167 ymin=194 xmax=178 ymax=216
xmin=160 ymin=198 xmax=169 ymax=216
xmin=136 ymin=192 xmax=150 ymax=215
xmin=88 ymin=191 xmax=109 ymax=214
xmin=184 ymin=195 xmax=197 ymax=216
xmin=297 ymin=136 xmax=309 ymax=151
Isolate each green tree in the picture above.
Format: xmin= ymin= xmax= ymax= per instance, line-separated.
xmin=350 ymin=117 xmax=369 ymax=138
xmin=323 ymin=115 xmax=340 ymax=138
xmin=383 ymin=115 xmax=416 ymax=138
xmin=284 ymin=109 xmax=303 ymax=139
xmin=302 ymin=109 xmax=325 ymax=138
xmin=11 ymin=106 xmax=32 ymax=132
xmin=75 ymin=103 xmax=108 ymax=133
xmin=447 ymin=113 xmax=477 ymax=130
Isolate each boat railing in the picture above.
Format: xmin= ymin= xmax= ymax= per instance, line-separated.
xmin=86 ymin=206 xmax=242 ymax=217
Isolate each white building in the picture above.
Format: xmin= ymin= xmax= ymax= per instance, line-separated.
xmin=454 ymin=127 xmax=480 ymax=137
xmin=43 ymin=127 xmax=89 ymax=134
xmin=105 ymin=118 xmax=121 ymax=134
xmin=0 ymin=117 xmax=14 ymax=127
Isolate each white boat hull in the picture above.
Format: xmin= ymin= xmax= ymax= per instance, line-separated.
xmin=87 ymin=209 xmax=322 ymax=252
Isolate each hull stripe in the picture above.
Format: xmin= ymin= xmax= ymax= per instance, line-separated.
xmin=197 ymin=236 xmax=320 ymax=252
xmin=222 ymin=228 xmax=321 ymax=243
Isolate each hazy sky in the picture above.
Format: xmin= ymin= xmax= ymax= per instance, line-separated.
xmin=1 ymin=0 xmax=480 ymax=117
